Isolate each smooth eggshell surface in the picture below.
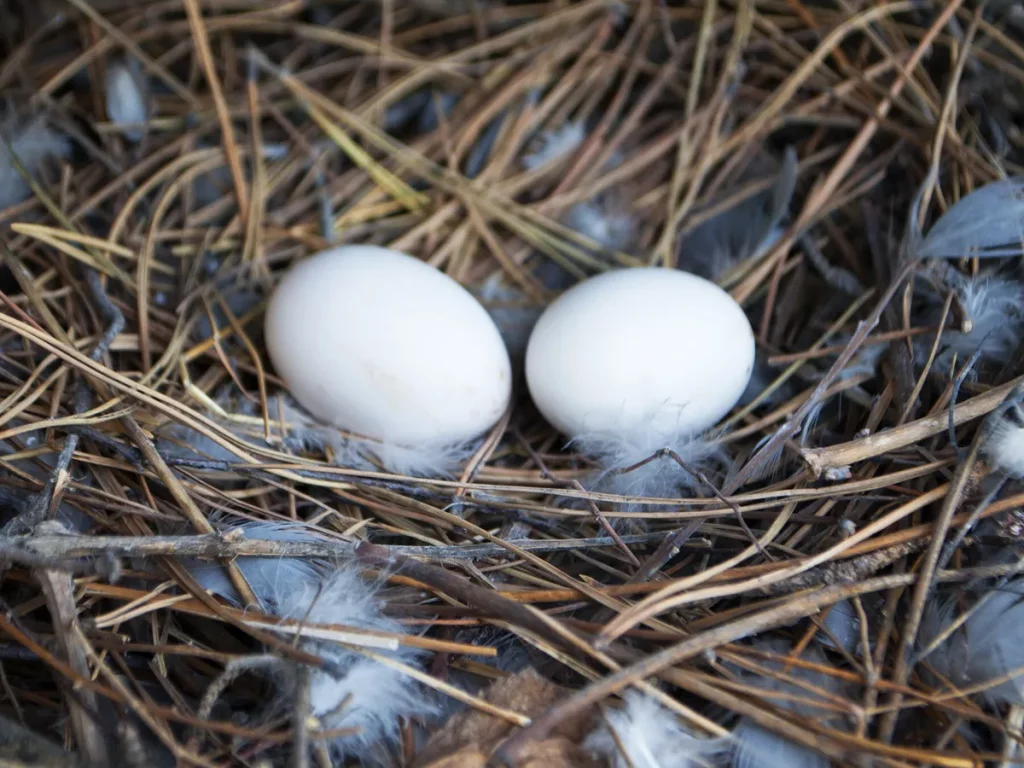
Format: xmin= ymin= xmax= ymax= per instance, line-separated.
xmin=265 ymin=245 xmax=512 ymax=446
xmin=525 ymin=268 xmax=754 ymax=437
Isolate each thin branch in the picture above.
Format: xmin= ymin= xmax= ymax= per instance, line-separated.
xmin=14 ymin=531 xmax=669 ymax=564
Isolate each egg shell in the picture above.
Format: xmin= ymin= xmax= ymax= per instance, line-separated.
xmin=265 ymin=245 xmax=512 ymax=446
xmin=525 ymin=268 xmax=754 ymax=438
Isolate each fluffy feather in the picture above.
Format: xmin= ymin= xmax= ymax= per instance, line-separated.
xmin=678 ymin=148 xmax=797 ymax=281
xmin=325 ymin=430 xmax=475 ymax=478
xmin=0 ymin=112 xmax=70 ymax=210
xmin=184 ymin=521 xmax=330 ymax=609
xmin=984 ymin=417 xmax=1024 ymax=478
xmin=274 ymin=396 xmax=476 ymax=477
xmin=188 ymin=528 xmax=432 ymax=763
xmin=515 ymin=120 xmax=636 ymax=259
xmin=572 ymin=417 xmax=726 ymax=504
xmin=730 ymin=643 xmax=844 ymax=768
xmin=158 ymin=393 xmax=474 ymax=477
xmin=522 ymin=121 xmax=586 ymax=170
xmin=565 ymin=197 xmax=637 ymax=254
xmin=282 ymin=568 xmax=435 ymax=762
xmin=919 ymin=579 xmax=1024 ymax=705
xmin=918 ymin=177 xmax=1024 ymax=259
xmin=104 ymin=58 xmax=150 ymax=142
xmin=923 ymin=275 xmax=1024 ymax=372
xmin=584 ymin=691 xmax=724 ymax=768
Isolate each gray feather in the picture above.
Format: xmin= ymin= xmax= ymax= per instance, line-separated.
xmin=730 ymin=642 xmax=846 ymax=768
xmin=920 ymin=579 xmax=1024 ymax=705
xmin=0 ymin=112 xmax=70 ymax=210
xmin=678 ymin=147 xmax=797 ymax=280
xmin=732 ymin=720 xmax=827 ymax=768
xmin=918 ymin=177 xmax=1024 ymax=259
xmin=184 ymin=521 xmax=330 ymax=610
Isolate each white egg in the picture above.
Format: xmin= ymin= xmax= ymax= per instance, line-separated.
xmin=265 ymin=245 xmax=512 ymax=446
xmin=525 ymin=268 xmax=754 ymax=438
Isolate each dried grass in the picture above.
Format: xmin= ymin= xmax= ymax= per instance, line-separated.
xmin=0 ymin=1 xmax=1022 ymax=766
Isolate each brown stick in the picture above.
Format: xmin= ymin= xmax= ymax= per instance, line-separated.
xmin=35 ymin=569 xmax=109 ymax=766
xmin=14 ymin=531 xmax=665 ymax=564
xmin=801 ymin=375 xmax=1024 ymax=474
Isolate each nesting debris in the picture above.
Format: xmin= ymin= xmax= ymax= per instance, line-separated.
xmin=0 ymin=2 xmax=1023 ymax=766
xmin=415 ymin=669 xmax=596 ymax=768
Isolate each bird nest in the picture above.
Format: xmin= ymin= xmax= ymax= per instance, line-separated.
xmin=0 ymin=1 xmax=1023 ymax=766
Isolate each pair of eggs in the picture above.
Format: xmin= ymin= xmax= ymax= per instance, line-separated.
xmin=265 ymin=246 xmax=755 ymax=453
